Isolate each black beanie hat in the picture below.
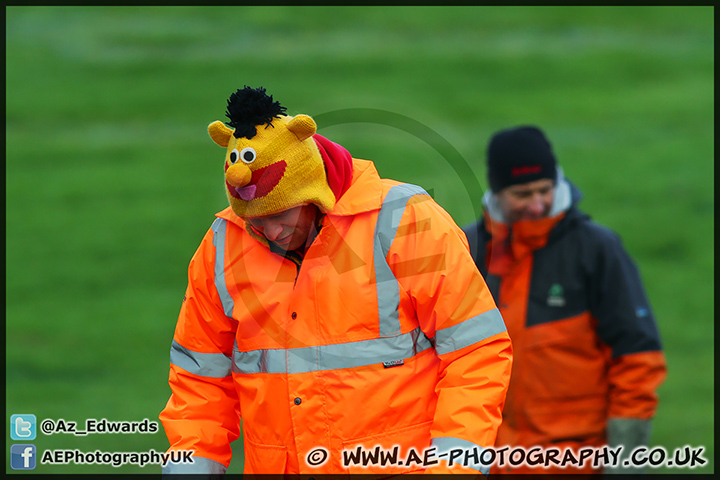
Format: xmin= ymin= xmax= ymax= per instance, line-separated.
xmin=487 ymin=125 xmax=557 ymax=193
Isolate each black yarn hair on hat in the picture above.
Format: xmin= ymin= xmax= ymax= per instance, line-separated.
xmin=225 ymin=86 xmax=287 ymax=139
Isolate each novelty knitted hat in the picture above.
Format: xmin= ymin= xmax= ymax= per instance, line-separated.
xmin=208 ymin=86 xmax=352 ymax=218
xmin=486 ymin=125 xmax=557 ymax=193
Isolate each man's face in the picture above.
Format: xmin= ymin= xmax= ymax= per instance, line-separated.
xmin=495 ymin=178 xmax=555 ymax=224
xmin=245 ymin=204 xmax=319 ymax=251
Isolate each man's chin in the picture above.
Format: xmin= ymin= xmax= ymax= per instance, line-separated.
xmin=513 ymin=214 xmax=548 ymax=224
xmin=274 ymin=237 xmax=297 ymax=251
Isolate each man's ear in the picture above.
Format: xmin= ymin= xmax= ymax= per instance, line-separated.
xmin=208 ymin=121 xmax=234 ymax=147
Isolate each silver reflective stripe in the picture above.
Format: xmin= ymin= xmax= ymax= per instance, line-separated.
xmin=434 ymin=308 xmax=506 ymax=356
xmin=373 ymin=184 xmax=430 ymax=337
xmin=162 ymin=455 xmax=227 ymax=474
xmin=431 ymin=436 xmax=490 ymax=475
xmin=170 ymin=340 xmax=232 ymax=378
xmin=232 ymin=326 xmax=433 ymax=374
xmin=211 ymin=218 xmax=234 ymax=318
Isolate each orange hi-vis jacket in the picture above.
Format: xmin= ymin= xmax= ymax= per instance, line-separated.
xmin=160 ymin=158 xmax=512 ymax=475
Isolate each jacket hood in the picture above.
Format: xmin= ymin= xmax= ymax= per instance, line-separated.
xmin=322 ymin=158 xmax=386 ymax=217
xmin=313 ymin=134 xmax=354 ymax=203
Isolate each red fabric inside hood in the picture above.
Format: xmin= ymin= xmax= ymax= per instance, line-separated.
xmin=313 ymin=134 xmax=354 ymax=201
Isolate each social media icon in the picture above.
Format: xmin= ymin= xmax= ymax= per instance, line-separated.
xmin=11 ymin=414 xmax=36 ymax=440
xmin=11 ymin=444 xmax=37 ymax=470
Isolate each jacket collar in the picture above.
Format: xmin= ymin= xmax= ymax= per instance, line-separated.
xmin=326 ymin=158 xmax=385 ymax=216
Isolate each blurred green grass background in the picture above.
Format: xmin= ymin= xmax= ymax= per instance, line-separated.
xmin=6 ymin=6 xmax=713 ymax=474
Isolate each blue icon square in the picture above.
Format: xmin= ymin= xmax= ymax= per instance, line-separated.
xmin=11 ymin=414 xmax=37 ymax=440
xmin=11 ymin=444 xmax=37 ymax=470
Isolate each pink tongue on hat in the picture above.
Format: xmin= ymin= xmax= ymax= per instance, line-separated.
xmin=235 ymin=184 xmax=257 ymax=201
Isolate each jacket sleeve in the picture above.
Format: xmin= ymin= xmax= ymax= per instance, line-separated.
xmin=159 ymin=224 xmax=241 ymax=474
xmin=585 ymin=224 xmax=667 ymax=421
xmin=388 ymin=195 xmax=513 ymax=476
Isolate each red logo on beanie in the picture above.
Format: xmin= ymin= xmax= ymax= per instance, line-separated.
xmin=511 ymin=165 xmax=542 ymax=177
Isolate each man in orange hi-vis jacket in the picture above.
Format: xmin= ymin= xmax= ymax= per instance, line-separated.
xmin=463 ymin=125 xmax=667 ymax=475
xmin=159 ymin=86 xmax=512 ymax=475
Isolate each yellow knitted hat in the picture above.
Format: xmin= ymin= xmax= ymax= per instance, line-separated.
xmin=208 ymin=86 xmax=336 ymax=218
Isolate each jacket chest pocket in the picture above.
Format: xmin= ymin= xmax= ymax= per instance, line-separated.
xmin=526 ymin=277 xmax=587 ymax=328
xmin=310 ymin=262 xmax=389 ymax=340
